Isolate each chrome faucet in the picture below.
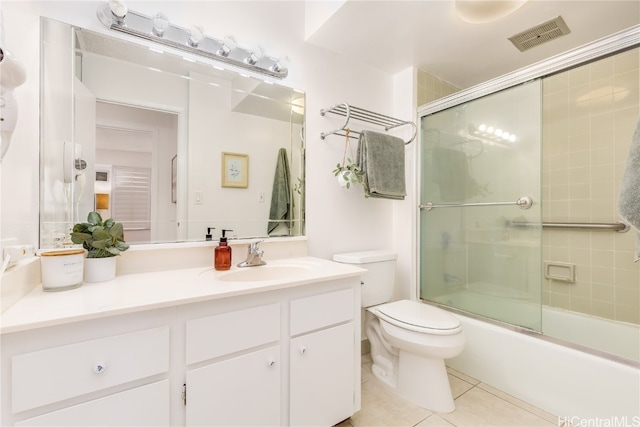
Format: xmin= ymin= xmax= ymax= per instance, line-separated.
xmin=237 ymin=241 xmax=267 ymax=267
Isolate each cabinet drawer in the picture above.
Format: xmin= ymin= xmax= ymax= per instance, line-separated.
xmin=186 ymin=303 xmax=280 ymax=365
xmin=290 ymin=288 xmax=354 ymax=336
xmin=15 ymin=380 xmax=170 ymax=426
xmin=12 ymin=326 xmax=169 ymax=413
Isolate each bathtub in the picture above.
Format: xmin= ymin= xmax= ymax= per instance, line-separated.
xmin=429 ymin=291 xmax=640 ymax=420
xmin=434 ymin=288 xmax=640 ymax=362
xmin=542 ymin=305 xmax=640 ymax=362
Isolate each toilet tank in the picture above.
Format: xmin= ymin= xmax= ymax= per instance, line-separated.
xmin=332 ymin=250 xmax=397 ymax=308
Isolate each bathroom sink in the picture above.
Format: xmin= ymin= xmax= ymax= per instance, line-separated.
xmin=219 ymin=265 xmax=314 ymax=282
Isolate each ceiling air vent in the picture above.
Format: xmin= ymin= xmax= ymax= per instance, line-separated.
xmin=508 ymin=16 xmax=571 ymax=52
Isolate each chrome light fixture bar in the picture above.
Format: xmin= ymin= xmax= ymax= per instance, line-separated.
xmin=96 ymin=2 xmax=288 ymax=79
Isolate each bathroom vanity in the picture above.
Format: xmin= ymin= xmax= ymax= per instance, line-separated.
xmin=0 ymin=257 xmax=364 ymax=426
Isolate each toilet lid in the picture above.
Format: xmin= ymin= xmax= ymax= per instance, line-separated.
xmin=376 ymin=300 xmax=461 ymax=333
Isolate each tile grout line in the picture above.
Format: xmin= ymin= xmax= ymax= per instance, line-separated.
xmin=448 ymin=368 xmax=556 ymax=423
xmin=474 ymin=382 xmax=558 ymax=425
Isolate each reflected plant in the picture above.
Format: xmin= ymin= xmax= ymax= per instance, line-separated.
xmin=293 ymin=177 xmax=304 ymax=195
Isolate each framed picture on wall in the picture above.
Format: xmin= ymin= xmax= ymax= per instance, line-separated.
xmin=221 ymin=152 xmax=248 ymax=188
xmin=171 ymin=155 xmax=177 ymax=203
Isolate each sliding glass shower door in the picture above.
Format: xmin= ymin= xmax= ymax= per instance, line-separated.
xmin=419 ymin=81 xmax=542 ymax=331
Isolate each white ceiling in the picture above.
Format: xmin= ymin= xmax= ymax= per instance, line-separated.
xmin=305 ymin=0 xmax=640 ymax=89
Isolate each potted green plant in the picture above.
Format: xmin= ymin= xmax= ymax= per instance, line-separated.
xmin=71 ymin=211 xmax=129 ymax=282
xmin=333 ymin=158 xmax=365 ymax=189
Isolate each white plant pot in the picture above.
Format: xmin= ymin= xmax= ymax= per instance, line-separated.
xmin=84 ymin=257 xmax=117 ymax=283
xmin=337 ymin=171 xmax=350 ymax=187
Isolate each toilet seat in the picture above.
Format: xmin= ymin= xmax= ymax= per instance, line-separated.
xmin=374 ymin=300 xmax=462 ymax=335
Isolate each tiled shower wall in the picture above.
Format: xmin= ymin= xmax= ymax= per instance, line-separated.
xmin=417 ymin=70 xmax=460 ymax=106
xmin=542 ymin=47 xmax=640 ymax=325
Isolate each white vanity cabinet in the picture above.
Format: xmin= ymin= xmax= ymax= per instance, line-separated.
xmin=183 ymin=303 xmax=282 ymax=426
xmin=1 ymin=265 xmax=362 ymax=427
xmin=289 ymin=289 xmax=357 ymax=426
xmin=181 ymin=282 xmax=361 ymax=427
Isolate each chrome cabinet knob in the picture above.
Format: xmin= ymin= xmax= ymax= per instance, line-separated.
xmin=93 ymin=362 xmax=107 ymax=374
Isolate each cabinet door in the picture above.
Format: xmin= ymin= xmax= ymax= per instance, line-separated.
xmin=290 ymin=322 xmax=355 ymax=426
xmin=186 ymin=345 xmax=280 ymax=426
xmin=15 ymin=380 xmax=170 ymax=426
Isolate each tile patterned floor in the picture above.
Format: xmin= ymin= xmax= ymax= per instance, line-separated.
xmin=338 ymin=354 xmax=559 ymax=427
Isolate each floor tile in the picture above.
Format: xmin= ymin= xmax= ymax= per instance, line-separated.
xmin=476 ymin=383 xmax=558 ymax=424
xmin=447 ymin=367 xmax=480 ymax=386
xmin=448 ymin=373 xmax=475 ymax=399
xmin=438 ymin=387 xmax=556 ymax=427
xmin=416 ymin=413 xmax=456 ymax=426
xmin=349 ymin=355 xmax=558 ymax=427
xmin=362 ymin=360 xmax=374 ymax=383
xmin=350 ymin=375 xmax=432 ymax=427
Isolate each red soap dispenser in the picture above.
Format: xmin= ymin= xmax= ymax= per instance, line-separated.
xmin=214 ymin=229 xmax=233 ymax=271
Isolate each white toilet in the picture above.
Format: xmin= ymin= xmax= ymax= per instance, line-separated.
xmin=333 ymin=250 xmax=465 ymax=413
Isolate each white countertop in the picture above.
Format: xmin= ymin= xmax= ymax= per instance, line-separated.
xmin=0 ymin=257 xmax=364 ymax=335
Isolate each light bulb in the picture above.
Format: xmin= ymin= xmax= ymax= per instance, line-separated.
xmin=109 ymin=0 xmax=127 ymax=23
xmin=502 ymin=132 xmax=510 ymax=140
xmin=270 ymin=56 xmax=289 ymax=73
xmin=152 ymin=12 xmax=169 ymax=37
xmin=245 ymin=45 xmax=263 ymax=65
xmin=509 ymin=135 xmax=517 ymax=143
xmin=486 ymin=126 xmax=494 ymax=134
xmin=217 ymin=35 xmax=237 ymax=57
xmin=478 ymin=124 xmax=487 ymax=132
xmin=494 ymin=128 xmax=502 ymax=137
xmin=188 ymin=25 xmax=204 ymax=47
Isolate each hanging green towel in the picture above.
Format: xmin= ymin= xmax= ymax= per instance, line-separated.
xmin=357 ymin=130 xmax=406 ymax=200
xmin=268 ymin=148 xmax=291 ymax=234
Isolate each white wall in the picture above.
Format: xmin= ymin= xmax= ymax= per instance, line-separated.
xmin=0 ymin=1 xmax=415 ymax=298
xmin=1 ymin=4 xmax=49 ymax=253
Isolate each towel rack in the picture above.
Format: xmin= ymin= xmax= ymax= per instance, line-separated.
xmin=320 ymin=102 xmax=417 ymax=145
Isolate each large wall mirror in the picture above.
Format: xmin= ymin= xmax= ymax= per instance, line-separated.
xmin=40 ymin=18 xmax=305 ymax=247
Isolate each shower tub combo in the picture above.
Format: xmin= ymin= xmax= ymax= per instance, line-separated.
xmin=418 ymin=29 xmax=640 ymax=421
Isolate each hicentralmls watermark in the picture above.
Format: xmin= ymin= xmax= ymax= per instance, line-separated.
xmin=558 ymin=416 xmax=640 ymax=427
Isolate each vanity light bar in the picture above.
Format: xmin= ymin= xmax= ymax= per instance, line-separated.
xmin=96 ymin=2 xmax=288 ymax=79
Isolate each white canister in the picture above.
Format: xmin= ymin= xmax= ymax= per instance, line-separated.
xmin=40 ymin=249 xmax=85 ymax=291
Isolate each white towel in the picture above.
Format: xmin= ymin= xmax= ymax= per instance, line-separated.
xmin=617 ymin=117 xmax=640 ymax=262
